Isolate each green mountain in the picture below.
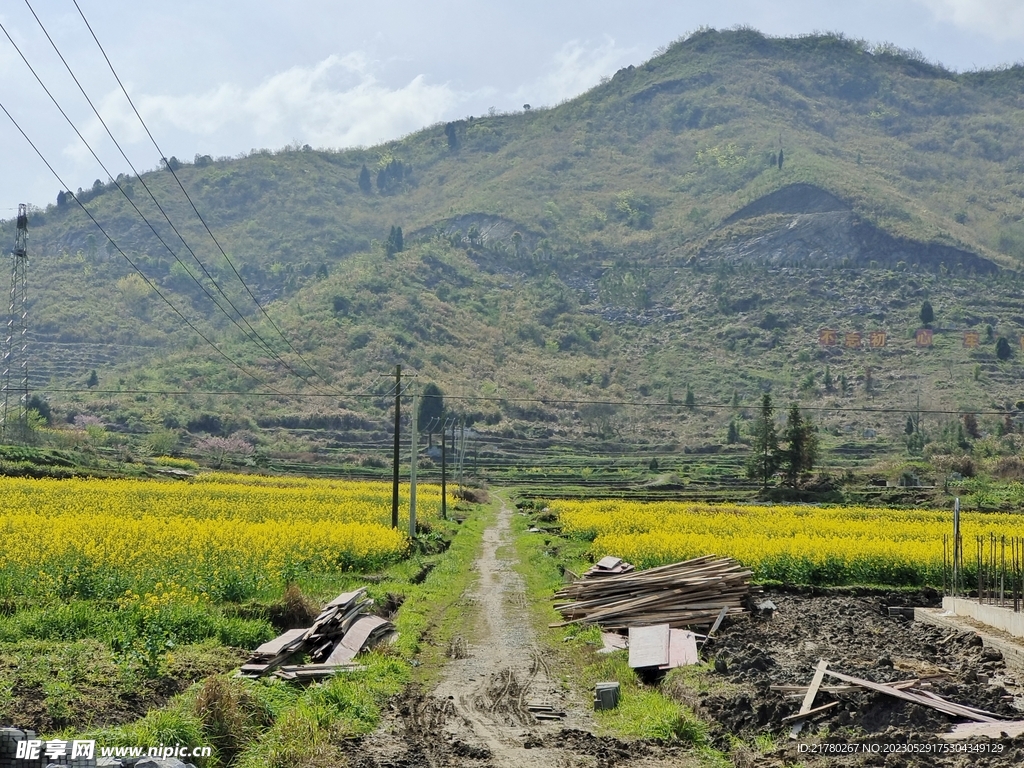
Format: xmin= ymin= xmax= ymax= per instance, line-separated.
xmin=5 ymin=27 xmax=1024 ymax=476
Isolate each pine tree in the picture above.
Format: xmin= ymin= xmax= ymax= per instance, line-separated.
xmin=823 ymin=365 xmax=834 ymax=393
xmin=685 ymin=386 xmax=695 ymax=409
xmin=782 ymin=404 xmax=818 ymax=486
xmin=727 ymin=420 xmax=739 ymax=444
xmin=444 ymin=122 xmax=459 ymax=150
xmin=358 ymin=165 xmax=372 ymax=193
xmin=905 ymin=415 xmax=915 ymax=435
xmin=997 ymin=336 xmax=1012 ymax=360
xmin=385 ymin=225 xmax=405 ymax=257
xmin=747 ymin=394 xmax=780 ymax=489
xmin=920 ymin=300 xmax=934 ymax=326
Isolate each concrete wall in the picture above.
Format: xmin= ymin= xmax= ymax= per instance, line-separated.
xmin=942 ymin=597 xmax=1024 ymax=638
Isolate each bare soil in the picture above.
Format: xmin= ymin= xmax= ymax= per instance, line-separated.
xmin=697 ymin=590 xmax=1024 ymax=766
xmin=347 ymin=498 xmax=691 ymax=768
xmin=346 ymin=502 xmax=1024 ymax=768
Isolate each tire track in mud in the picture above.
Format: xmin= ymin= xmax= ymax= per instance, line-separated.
xmin=351 ymin=496 xmax=588 ymax=766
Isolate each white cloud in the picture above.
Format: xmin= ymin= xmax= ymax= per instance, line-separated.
xmin=513 ymin=37 xmax=635 ymax=108
xmin=70 ymin=53 xmax=463 ymax=160
xmin=911 ymin=0 xmax=1024 ymax=43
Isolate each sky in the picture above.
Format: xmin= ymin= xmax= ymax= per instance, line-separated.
xmin=0 ymin=0 xmax=1023 ymax=216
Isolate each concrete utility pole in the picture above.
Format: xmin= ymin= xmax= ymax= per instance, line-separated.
xmin=952 ymin=497 xmax=961 ymax=597
xmin=409 ymin=381 xmax=418 ymax=537
xmin=391 ymin=365 xmax=401 ymax=529
xmin=457 ymin=419 xmax=467 ymax=491
xmin=440 ymin=419 xmax=448 ymax=520
xmin=1 ymin=205 xmax=29 ymax=444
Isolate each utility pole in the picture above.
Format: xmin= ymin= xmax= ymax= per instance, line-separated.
xmin=409 ymin=381 xmax=418 ymax=538
xmin=391 ymin=365 xmax=401 ymax=529
xmin=457 ymin=418 xmax=467 ymax=491
xmin=440 ymin=418 xmax=448 ymax=520
xmin=2 ymin=205 xmax=29 ymax=444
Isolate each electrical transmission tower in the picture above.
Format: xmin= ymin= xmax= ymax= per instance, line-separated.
xmin=1 ymin=204 xmax=29 ymax=443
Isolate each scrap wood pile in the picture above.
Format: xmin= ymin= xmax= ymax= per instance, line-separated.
xmin=552 ymin=555 xmax=754 ymax=631
xmin=783 ymin=659 xmax=1024 ymax=740
xmin=239 ymin=587 xmax=396 ymax=681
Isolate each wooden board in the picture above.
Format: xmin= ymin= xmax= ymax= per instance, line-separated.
xmin=327 ymin=588 xmax=366 ymax=609
xmin=253 ymin=628 xmax=307 ymax=657
xmin=824 ymin=668 xmax=1000 ymax=723
xmin=799 ymin=660 xmax=829 ymax=716
xmin=782 ymin=701 xmax=839 ymax=723
xmin=628 ymin=624 xmax=670 ymax=668
xmin=600 ymin=632 xmax=628 ymax=653
xmin=660 ymin=630 xmax=699 ymax=669
xmin=341 ymin=615 xmax=390 ymax=653
xmin=708 ymin=606 xmax=729 ymax=637
xmin=325 ymin=640 xmax=358 ymax=665
xmin=595 ymin=556 xmax=624 ymax=570
xmin=790 ymin=659 xmax=829 ymax=739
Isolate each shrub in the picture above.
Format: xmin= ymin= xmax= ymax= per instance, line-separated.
xmin=154 ymin=456 xmax=199 ymax=470
xmin=993 ymin=456 xmax=1024 ymax=480
xmin=268 ymin=584 xmax=319 ymax=631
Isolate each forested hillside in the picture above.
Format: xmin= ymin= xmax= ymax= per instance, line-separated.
xmin=4 ymin=27 xmax=1024 ymax=475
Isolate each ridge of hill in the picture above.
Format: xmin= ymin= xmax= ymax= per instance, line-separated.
xmin=4 ymin=27 xmax=1024 ymax=475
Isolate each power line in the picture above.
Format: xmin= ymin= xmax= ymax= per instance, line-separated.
xmin=6 ymin=7 xmax=333 ymax=397
xmin=0 ymin=99 xmax=284 ymax=394
xmin=69 ymin=0 xmax=341 ymax=394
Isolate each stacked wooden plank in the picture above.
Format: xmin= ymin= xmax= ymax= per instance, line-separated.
xmin=551 ymin=555 xmax=753 ymax=631
xmin=239 ymin=588 xmax=396 ymax=681
xmin=583 ymin=556 xmax=635 ymax=578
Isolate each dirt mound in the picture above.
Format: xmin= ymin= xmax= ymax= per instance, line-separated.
xmin=724 ymin=183 xmax=849 ymax=223
xmin=708 ymin=184 xmax=997 ymax=274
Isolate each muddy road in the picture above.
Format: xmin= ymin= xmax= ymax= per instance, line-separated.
xmin=346 ymin=498 xmax=1024 ymax=767
xmin=348 ymin=497 xmax=688 ymax=768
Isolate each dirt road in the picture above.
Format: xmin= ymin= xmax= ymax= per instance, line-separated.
xmin=349 ymin=496 xmax=688 ymax=768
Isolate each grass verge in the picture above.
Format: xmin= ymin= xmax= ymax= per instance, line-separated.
xmin=508 ymin=492 xmax=737 ymax=766
xmin=64 ymin=498 xmax=490 ymax=768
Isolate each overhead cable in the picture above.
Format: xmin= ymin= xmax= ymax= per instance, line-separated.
xmin=68 ymin=0 xmax=341 ymax=393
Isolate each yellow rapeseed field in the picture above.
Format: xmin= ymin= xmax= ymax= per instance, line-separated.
xmin=553 ymin=500 xmax=1024 ymax=586
xmin=0 ymin=474 xmax=443 ymax=601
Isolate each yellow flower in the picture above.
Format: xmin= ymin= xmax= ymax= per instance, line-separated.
xmin=0 ymin=474 xmax=446 ymax=600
